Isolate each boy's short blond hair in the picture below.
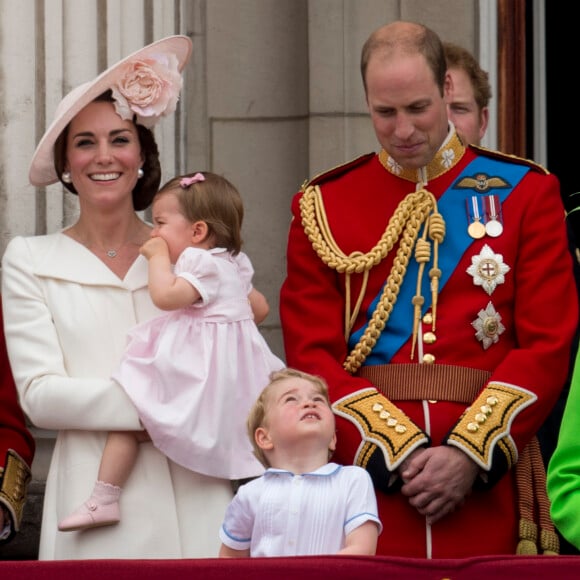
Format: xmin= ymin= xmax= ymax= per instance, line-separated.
xmin=247 ymin=368 xmax=331 ymax=468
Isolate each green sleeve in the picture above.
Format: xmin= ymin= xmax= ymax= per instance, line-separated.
xmin=547 ymin=344 xmax=580 ymax=550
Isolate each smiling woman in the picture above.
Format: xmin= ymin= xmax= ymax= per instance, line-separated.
xmin=56 ymin=98 xmax=151 ymax=273
xmin=0 ymin=36 xmax=239 ymax=562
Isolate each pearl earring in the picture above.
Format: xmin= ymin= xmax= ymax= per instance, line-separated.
xmin=62 ymin=171 xmax=72 ymax=184
xmin=137 ymin=168 xmax=144 ymax=179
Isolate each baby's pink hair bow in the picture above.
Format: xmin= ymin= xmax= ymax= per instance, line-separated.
xmin=180 ymin=173 xmax=205 ymax=188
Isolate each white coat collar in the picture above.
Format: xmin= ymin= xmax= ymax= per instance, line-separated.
xmin=29 ymin=232 xmax=148 ymax=290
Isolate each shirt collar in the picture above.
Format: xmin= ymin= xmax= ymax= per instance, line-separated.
xmin=264 ymin=462 xmax=341 ymax=477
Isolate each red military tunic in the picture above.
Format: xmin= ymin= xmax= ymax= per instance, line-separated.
xmin=0 ymin=297 xmax=35 ymax=543
xmin=280 ymin=131 xmax=578 ymax=558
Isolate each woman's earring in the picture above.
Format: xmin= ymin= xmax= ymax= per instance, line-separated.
xmin=61 ymin=171 xmax=72 ymax=184
xmin=137 ymin=168 xmax=144 ymax=179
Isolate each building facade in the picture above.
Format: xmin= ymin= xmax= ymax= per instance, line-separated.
xmin=0 ymin=0 xmax=485 ymax=558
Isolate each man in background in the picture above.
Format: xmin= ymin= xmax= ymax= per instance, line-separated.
xmin=444 ymin=41 xmax=490 ymax=146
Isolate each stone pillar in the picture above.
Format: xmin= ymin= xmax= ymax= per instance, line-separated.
xmin=204 ymin=0 xmax=310 ymax=358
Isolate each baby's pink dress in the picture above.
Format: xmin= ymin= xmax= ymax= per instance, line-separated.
xmin=113 ymin=247 xmax=284 ymax=479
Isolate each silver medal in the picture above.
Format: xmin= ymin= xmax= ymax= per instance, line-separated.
xmin=485 ymin=219 xmax=503 ymax=237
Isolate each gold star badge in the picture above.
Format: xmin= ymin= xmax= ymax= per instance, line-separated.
xmin=472 ymin=301 xmax=505 ymax=349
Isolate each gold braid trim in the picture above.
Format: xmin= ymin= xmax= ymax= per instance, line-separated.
xmin=357 ymin=440 xmax=378 ymax=470
xmin=0 ymin=450 xmax=32 ymax=531
xmin=299 ymin=185 xmax=445 ymax=373
xmin=332 ymin=388 xmax=428 ymax=470
xmin=447 ymin=382 xmax=537 ymax=470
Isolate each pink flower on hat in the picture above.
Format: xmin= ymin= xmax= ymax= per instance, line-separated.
xmin=111 ymin=53 xmax=183 ymax=128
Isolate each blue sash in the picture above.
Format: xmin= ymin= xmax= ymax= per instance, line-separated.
xmin=348 ymin=156 xmax=529 ymax=364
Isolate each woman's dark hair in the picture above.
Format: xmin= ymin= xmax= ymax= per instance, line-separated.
xmin=53 ymin=90 xmax=161 ymax=211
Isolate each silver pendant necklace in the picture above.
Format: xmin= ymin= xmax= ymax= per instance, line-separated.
xmin=68 ymin=223 xmax=143 ymax=259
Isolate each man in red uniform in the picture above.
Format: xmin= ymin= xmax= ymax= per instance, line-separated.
xmin=0 ymin=299 xmax=35 ymax=545
xmin=280 ymin=21 xmax=578 ymax=558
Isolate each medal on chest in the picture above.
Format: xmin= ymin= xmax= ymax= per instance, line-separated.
xmin=466 ymin=244 xmax=511 ymax=295
xmin=467 ymin=245 xmax=511 ymax=349
xmin=484 ymin=194 xmax=504 ymax=237
xmin=466 ymin=196 xmax=486 ymax=239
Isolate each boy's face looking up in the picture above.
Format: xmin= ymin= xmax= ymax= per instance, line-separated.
xmin=256 ymin=377 xmax=337 ymax=456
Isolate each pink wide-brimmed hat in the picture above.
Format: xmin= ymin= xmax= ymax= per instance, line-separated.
xmin=29 ymin=35 xmax=193 ymax=187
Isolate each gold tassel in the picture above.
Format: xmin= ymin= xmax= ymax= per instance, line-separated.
xmin=410 ymin=237 xmax=429 ymax=359
xmin=516 ymin=518 xmax=538 ymax=555
xmin=515 ymin=437 xmax=559 ymax=556
xmin=427 ymin=210 xmax=445 ymax=331
xmin=540 ymin=528 xmax=560 ymax=556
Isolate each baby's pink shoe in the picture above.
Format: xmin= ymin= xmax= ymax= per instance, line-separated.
xmin=58 ymin=481 xmax=121 ymax=532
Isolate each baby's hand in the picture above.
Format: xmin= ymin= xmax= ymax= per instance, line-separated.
xmin=140 ymin=237 xmax=169 ymax=259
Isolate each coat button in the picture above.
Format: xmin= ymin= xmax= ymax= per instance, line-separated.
xmin=423 ymin=331 xmax=436 ymax=344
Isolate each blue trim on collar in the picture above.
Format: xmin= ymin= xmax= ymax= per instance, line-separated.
xmin=264 ymin=462 xmax=342 ymax=477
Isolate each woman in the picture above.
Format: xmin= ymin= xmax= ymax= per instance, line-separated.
xmin=1 ymin=36 xmax=234 ymax=560
xmin=58 ymin=171 xmax=284 ymax=532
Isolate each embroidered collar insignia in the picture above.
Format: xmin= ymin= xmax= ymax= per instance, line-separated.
xmin=378 ymin=130 xmax=465 ymax=183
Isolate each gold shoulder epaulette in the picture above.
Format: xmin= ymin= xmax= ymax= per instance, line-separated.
xmin=301 ymin=152 xmax=376 ymax=191
xmin=469 ymin=144 xmax=550 ymax=175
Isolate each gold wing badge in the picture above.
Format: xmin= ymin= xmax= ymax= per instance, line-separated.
xmin=454 ymin=173 xmax=510 ymax=194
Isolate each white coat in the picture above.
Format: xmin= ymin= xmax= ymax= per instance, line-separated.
xmin=1 ymin=232 xmax=233 ymax=560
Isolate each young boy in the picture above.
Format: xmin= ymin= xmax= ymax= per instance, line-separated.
xmin=218 ymin=368 xmax=382 ymax=557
